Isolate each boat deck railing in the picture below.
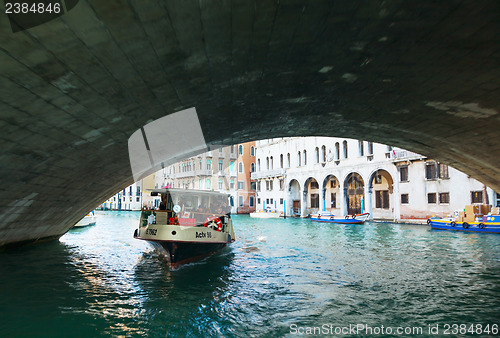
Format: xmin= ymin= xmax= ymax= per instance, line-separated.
xmin=140 ymin=209 xmax=231 ymax=229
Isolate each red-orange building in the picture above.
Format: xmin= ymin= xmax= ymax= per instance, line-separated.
xmin=236 ymin=142 xmax=256 ymax=213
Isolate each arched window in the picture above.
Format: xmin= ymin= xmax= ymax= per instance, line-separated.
xmin=287 ymin=153 xmax=290 ymax=168
xmin=343 ymin=140 xmax=348 ymax=159
xmin=239 ymin=162 xmax=243 ymax=173
xmin=335 ymin=142 xmax=340 ymax=160
xmin=280 ymin=154 xmax=284 ymax=168
xmin=206 ymin=159 xmax=211 ymax=170
xmin=266 ymin=157 xmax=269 ymax=170
xmin=238 ymin=145 xmax=243 ymax=155
xmin=270 ymin=156 xmax=273 ymax=169
xmin=298 ymin=151 xmax=301 ymax=166
xmin=250 ymin=146 xmax=255 ymax=156
xmin=303 ymin=150 xmax=307 ymax=165
xmin=230 ymin=160 xmax=235 ymax=172
xmin=257 ymin=159 xmax=260 ymax=171
xmin=322 ymin=145 xmax=326 ymax=162
xmin=359 ymin=141 xmax=364 ymax=156
xmin=368 ymin=142 xmax=374 ymax=155
xmin=315 ymin=147 xmax=319 ymax=163
xmin=251 ymin=162 xmax=255 ymax=172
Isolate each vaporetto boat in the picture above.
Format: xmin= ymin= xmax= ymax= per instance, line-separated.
xmin=428 ymin=215 xmax=500 ymax=234
xmin=310 ymin=212 xmax=370 ymax=224
xmin=134 ymin=188 xmax=235 ymax=269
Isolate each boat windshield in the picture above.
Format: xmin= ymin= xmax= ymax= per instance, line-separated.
xmin=141 ymin=189 xmax=232 ymax=227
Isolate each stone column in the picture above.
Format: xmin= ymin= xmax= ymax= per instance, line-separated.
xmin=321 ymin=187 xmax=326 ymax=212
xmin=366 ymin=183 xmax=373 ymax=220
xmin=341 ymin=182 xmax=347 ymax=216
xmin=301 ymin=189 xmax=307 ymax=217
xmin=393 ymin=180 xmax=400 ymax=222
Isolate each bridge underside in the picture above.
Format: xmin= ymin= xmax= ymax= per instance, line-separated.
xmin=0 ymin=0 xmax=499 ymax=247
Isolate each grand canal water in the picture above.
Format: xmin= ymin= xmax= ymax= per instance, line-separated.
xmin=1 ymin=211 xmax=500 ymax=337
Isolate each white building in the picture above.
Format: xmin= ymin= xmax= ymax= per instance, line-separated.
xmin=100 ymin=181 xmax=143 ymax=211
xmin=252 ymin=137 xmax=497 ymax=221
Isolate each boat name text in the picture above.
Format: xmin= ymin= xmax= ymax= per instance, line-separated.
xmin=196 ymin=231 xmax=212 ymax=239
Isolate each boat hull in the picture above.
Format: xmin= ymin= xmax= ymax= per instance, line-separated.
xmin=148 ymin=240 xmax=227 ymax=268
xmin=311 ymin=213 xmax=370 ymax=224
xmin=73 ymin=215 xmax=96 ymax=228
xmin=430 ymin=219 xmax=500 ymax=234
xmin=134 ymin=222 xmax=234 ymax=269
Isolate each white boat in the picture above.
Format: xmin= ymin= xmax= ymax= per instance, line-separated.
xmin=73 ymin=211 xmax=96 ymax=228
xmin=249 ymin=211 xmax=282 ymax=218
xmin=310 ymin=212 xmax=370 ymax=224
xmin=134 ymin=188 xmax=235 ymax=269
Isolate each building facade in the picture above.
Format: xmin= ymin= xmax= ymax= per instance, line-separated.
xmin=154 ymin=142 xmax=256 ymax=214
xmin=236 ymin=142 xmax=257 ymax=213
xmin=252 ymin=137 xmax=496 ymax=221
xmin=99 ymin=181 xmax=143 ymax=211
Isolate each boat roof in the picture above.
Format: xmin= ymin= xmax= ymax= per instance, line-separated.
xmin=147 ymin=188 xmax=230 ymax=197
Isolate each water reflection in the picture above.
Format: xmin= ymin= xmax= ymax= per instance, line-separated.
xmin=1 ymin=212 xmax=500 ymax=337
xmin=132 ymin=249 xmax=235 ymax=336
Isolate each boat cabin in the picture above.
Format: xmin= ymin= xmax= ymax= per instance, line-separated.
xmin=141 ymin=188 xmax=234 ymax=228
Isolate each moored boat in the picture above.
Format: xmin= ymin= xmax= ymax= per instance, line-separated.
xmin=73 ymin=211 xmax=96 ymax=228
xmin=428 ymin=215 xmax=500 ymax=234
xmin=134 ymin=188 xmax=235 ymax=269
xmin=249 ymin=211 xmax=281 ymax=218
xmin=310 ymin=212 xmax=370 ymax=224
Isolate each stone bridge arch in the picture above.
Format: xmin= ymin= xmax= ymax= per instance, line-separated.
xmin=1 ymin=1 xmax=500 ymax=247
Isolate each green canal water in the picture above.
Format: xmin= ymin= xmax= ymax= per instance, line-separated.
xmin=1 ymin=211 xmax=500 ymax=337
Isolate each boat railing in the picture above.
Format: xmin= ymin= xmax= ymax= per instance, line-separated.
xmin=140 ymin=209 xmax=231 ymax=228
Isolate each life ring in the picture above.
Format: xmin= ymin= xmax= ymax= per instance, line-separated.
xmin=204 ymin=216 xmax=223 ymax=231
xmin=450 ymin=221 xmax=456 ymax=227
xmin=352 ymin=214 xmax=357 ymax=219
xmin=479 ymin=223 xmax=485 ymax=229
xmin=462 ymin=222 xmax=469 ymax=229
xmin=345 ymin=215 xmax=349 ymax=219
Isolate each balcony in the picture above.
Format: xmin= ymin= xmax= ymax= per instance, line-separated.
xmin=173 ymin=171 xmax=196 ymax=179
xmin=229 ymin=152 xmax=237 ymax=159
xmin=196 ymin=169 xmax=213 ymax=176
xmin=392 ymin=150 xmax=425 ymax=162
xmin=251 ymin=168 xmax=286 ymax=180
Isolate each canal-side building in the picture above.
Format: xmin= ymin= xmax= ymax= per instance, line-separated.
xmin=100 ymin=181 xmax=143 ymax=211
xmin=154 ymin=142 xmax=256 ymax=214
xmin=99 ymin=173 xmax=157 ymax=211
xmin=236 ymin=142 xmax=257 ymax=213
xmin=252 ymin=137 xmax=497 ymax=221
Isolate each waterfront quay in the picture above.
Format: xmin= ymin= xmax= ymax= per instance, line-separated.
xmin=1 ymin=212 xmax=500 ymax=336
